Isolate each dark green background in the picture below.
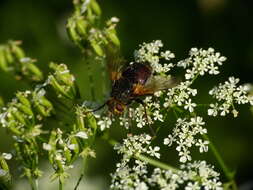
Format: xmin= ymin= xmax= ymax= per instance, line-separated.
xmin=0 ymin=0 xmax=253 ymax=188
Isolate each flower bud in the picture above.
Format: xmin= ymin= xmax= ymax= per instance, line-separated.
xmin=9 ymin=41 xmax=25 ymax=59
xmin=66 ymin=21 xmax=81 ymax=44
xmin=0 ymin=47 xmax=9 ymax=71
xmin=90 ymin=0 xmax=101 ymax=16
xmin=3 ymin=47 xmax=14 ymax=64
xmin=16 ymin=92 xmax=31 ymax=107
xmin=49 ymin=63 xmax=78 ymax=99
xmin=90 ymin=39 xmax=104 ymax=57
xmin=106 ymin=29 xmax=120 ymax=47
xmin=76 ymin=17 xmax=89 ymax=37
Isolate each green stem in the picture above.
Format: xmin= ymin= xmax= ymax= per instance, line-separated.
xmin=86 ymin=56 xmax=96 ymax=101
xmin=190 ymin=72 xmax=200 ymax=84
xmin=106 ymin=138 xmax=179 ymax=173
xmin=59 ymin=179 xmax=63 ymax=190
xmin=202 ymin=134 xmax=233 ymax=180
xmin=28 ymin=177 xmax=38 ymax=190
xmin=74 ymin=158 xmax=87 ymax=190
xmin=135 ymin=154 xmax=179 ymax=173
xmin=74 ymin=172 xmax=84 ymax=190
xmin=203 ymin=134 xmax=238 ymax=190
xmin=74 ymin=121 xmax=97 ymax=189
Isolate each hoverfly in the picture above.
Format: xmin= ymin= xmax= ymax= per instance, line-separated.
xmin=95 ymin=46 xmax=178 ymax=115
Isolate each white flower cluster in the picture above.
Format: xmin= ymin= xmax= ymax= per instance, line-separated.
xmin=177 ymin=48 xmax=226 ymax=80
xmin=114 ymin=134 xmax=160 ymax=161
xmin=134 ymin=40 xmax=175 ymax=74
xmin=119 ymin=96 xmax=164 ymax=129
xmin=111 ymin=134 xmax=221 ymax=190
xmin=110 ymin=160 xmax=149 ymax=190
xmin=208 ymin=77 xmax=253 ymax=117
xmin=149 ymin=161 xmax=222 ymax=190
xmin=164 ymin=81 xmax=197 ymax=113
xmin=164 ymin=117 xmax=208 ymax=163
xmin=180 ymin=161 xmax=222 ymax=190
xmin=111 ymin=134 xmax=160 ymax=190
xmin=43 ymin=128 xmax=79 ymax=173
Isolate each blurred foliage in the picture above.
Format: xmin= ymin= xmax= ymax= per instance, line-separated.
xmin=0 ymin=0 xmax=253 ymax=188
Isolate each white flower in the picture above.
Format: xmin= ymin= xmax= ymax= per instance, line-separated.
xmin=207 ymin=103 xmax=219 ymax=116
xmin=75 ymin=131 xmax=88 ymax=139
xmin=135 ymin=182 xmax=148 ymax=190
xmin=68 ymin=144 xmax=76 ymax=150
xmin=153 ymin=110 xmax=164 ymax=122
xmin=185 ymin=182 xmax=200 ymax=190
xmin=196 ymin=139 xmax=209 ymax=153
xmin=164 ymin=135 xmax=174 ymax=146
xmin=97 ymin=116 xmax=112 ymax=131
xmin=179 ymin=149 xmax=191 ymax=163
xmin=110 ymin=17 xmax=120 ymax=23
xmin=2 ymin=153 xmax=12 ymax=160
xmin=55 ymin=153 xmax=63 ymax=161
xmin=184 ymin=99 xmax=196 ymax=112
xmin=185 ymin=69 xmax=195 ymax=80
xmin=190 ymin=117 xmax=205 ymax=127
xmin=43 ymin=143 xmax=52 ymax=151
xmin=147 ymin=146 xmax=160 ymax=159
xmin=161 ymin=50 xmax=175 ymax=60
xmin=232 ymin=109 xmax=238 ymax=117
xmin=219 ymin=103 xmax=230 ymax=116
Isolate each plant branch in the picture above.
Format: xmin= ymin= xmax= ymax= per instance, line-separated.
xmin=202 ymin=134 xmax=232 ymax=179
xmin=105 ymin=137 xmax=179 ymax=173
xmin=134 ymin=154 xmax=179 ymax=173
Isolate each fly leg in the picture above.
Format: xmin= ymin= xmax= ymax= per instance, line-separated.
xmin=134 ymin=98 xmax=156 ymax=137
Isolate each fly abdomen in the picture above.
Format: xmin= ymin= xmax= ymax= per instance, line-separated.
xmin=122 ymin=62 xmax=152 ymax=85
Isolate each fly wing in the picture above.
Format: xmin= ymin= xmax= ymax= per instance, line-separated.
xmin=105 ymin=44 xmax=125 ymax=81
xmin=132 ymin=75 xmax=179 ymax=96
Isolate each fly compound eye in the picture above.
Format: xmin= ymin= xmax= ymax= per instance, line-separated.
xmin=115 ymin=103 xmax=124 ymax=113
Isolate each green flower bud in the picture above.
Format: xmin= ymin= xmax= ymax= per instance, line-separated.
xmin=17 ymin=104 xmax=33 ymax=117
xmin=33 ymin=102 xmax=50 ymax=118
xmin=9 ymin=125 xmax=22 ymax=135
xmin=71 ymin=137 xmax=79 ymax=155
xmin=76 ymin=114 xmax=85 ymax=130
xmin=76 ymin=17 xmax=88 ymax=37
xmin=66 ymin=21 xmax=81 ymax=44
xmin=3 ymin=47 xmax=14 ymax=64
xmin=90 ymin=0 xmax=101 ymax=16
xmin=64 ymin=148 xmax=72 ymax=163
xmin=87 ymin=113 xmax=97 ymax=131
xmin=0 ymin=47 xmax=9 ymax=71
xmin=21 ymin=61 xmax=43 ymax=81
xmin=9 ymin=41 xmax=25 ymax=59
xmin=16 ymin=92 xmax=31 ymax=108
xmin=0 ymin=96 xmax=4 ymax=108
xmin=90 ymin=39 xmax=104 ymax=57
xmin=48 ymin=75 xmax=70 ymax=98
xmin=11 ymin=109 xmax=26 ymax=125
xmin=49 ymin=63 xmax=78 ymax=99
xmin=0 ymin=158 xmax=9 ymax=171
xmin=106 ymin=29 xmax=120 ymax=47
